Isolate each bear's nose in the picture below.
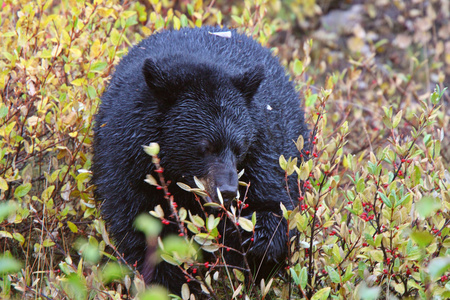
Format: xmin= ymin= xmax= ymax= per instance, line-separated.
xmin=218 ymin=184 xmax=238 ymax=202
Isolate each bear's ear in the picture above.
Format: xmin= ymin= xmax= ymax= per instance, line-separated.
xmin=143 ymin=58 xmax=179 ymax=108
xmin=231 ymin=64 xmax=265 ymax=102
xmin=143 ymin=58 xmax=169 ymax=92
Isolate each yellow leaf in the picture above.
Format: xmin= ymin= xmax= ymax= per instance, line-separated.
xmin=63 ymin=111 xmax=77 ymax=126
xmin=369 ymin=250 xmax=384 ymax=263
xmin=0 ymin=177 xmax=9 ymax=191
xmin=67 ymin=221 xmax=78 ymax=233
xmin=311 ymin=287 xmax=331 ymax=300
xmin=43 ymin=239 xmax=55 ymax=247
xmin=90 ymin=39 xmax=101 ymax=58
xmin=347 ymin=37 xmax=364 ymax=53
xmin=69 ymin=48 xmax=82 ymax=60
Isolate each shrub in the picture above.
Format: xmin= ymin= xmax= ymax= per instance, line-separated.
xmin=1 ymin=0 xmax=448 ymax=299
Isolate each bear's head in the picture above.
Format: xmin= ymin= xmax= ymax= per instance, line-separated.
xmin=143 ymin=56 xmax=265 ymax=204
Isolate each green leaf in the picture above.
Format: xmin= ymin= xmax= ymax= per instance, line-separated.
xmin=0 ymin=255 xmax=21 ymax=275
xmin=41 ymin=185 xmax=55 ymax=201
xmin=325 ymin=266 xmax=341 ymax=283
xmin=427 ymin=257 xmax=450 ymax=280
xmin=279 ymin=155 xmax=287 ymax=170
xmin=90 ymin=61 xmax=107 ymax=72
xmin=332 ymin=244 xmax=342 ymax=263
xmin=134 ymin=214 xmax=162 ymax=237
xmin=377 ymin=192 xmax=392 ymax=208
xmin=293 ymin=59 xmax=303 ymax=75
xmin=160 ymin=254 xmax=179 ymax=266
xmin=356 ymin=177 xmax=365 ymax=193
xmin=12 ymin=232 xmax=24 ymax=245
xmin=206 ymin=215 xmax=219 ymax=231
xmin=396 ymin=193 xmax=411 ymax=207
xmin=231 ymin=15 xmax=242 ymax=25
xmin=311 ymin=287 xmax=331 ymax=300
xmin=290 ymin=268 xmax=300 ymax=285
xmin=300 ymin=266 xmax=308 ymax=290
xmin=342 ymin=263 xmax=353 ymax=282
xmin=139 ymin=286 xmax=170 ymax=300
xmin=415 ymin=196 xmax=441 ymax=218
xmin=429 ymin=91 xmax=439 ymax=105
xmin=0 ymin=201 xmax=17 ymax=223
xmin=0 ymin=177 xmax=9 ymax=191
xmin=306 ymin=93 xmax=318 ymax=107
xmin=358 ymin=283 xmax=380 ymax=300
xmin=102 ymin=262 xmax=130 ymax=284
xmin=143 ymin=143 xmax=160 ymax=156
xmin=410 ymin=230 xmax=434 ymax=248
xmin=110 ymin=28 xmax=121 ymax=46
xmin=79 ymin=240 xmax=100 ymax=264
xmin=382 ymin=115 xmax=392 ymax=129
xmin=86 ymin=85 xmax=97 ymax=99
xmin=358 ymin=261 xmax=367 ymax=279
xmin=180 ymin=14 xmax=189 ymax=27
xmin=190 ymin=213 xmax=205 ymax=228
xmin=14 ymin=183 xmax=32 ymax=198
xmin=238 ymin=217 xmax=254 ymax=232
xmin=163 ymin=235 xmax=194 ymax=258
xmin=0 ymin=104 xmax=8 ymax=118
xmin=392 ymin=110 xmax=403 ymax=128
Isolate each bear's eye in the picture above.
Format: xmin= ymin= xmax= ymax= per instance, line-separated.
xmin=198 ymin=140 xmax=215 ymax=156
xmin=233 ymin=144 xmax=246 ymax=159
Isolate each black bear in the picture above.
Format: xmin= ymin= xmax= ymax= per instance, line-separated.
xmin=92 ymin=26 xmax=308 ymax=294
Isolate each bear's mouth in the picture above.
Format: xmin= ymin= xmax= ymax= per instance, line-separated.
xmin=203 ymin=195 xmax=214 ymax=204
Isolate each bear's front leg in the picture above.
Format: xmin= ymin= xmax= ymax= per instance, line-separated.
xmin=245 ymin=210 xmax=289 ymax=279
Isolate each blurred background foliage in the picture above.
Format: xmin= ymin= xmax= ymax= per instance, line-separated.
xmin=0 ymin=0 xmax=449 ymax=299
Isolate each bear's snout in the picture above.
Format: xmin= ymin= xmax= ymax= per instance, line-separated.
xmin=214 ymin=167 xmax=238 ymax=203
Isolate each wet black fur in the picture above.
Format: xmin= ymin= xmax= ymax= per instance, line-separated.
xmin=92 ymin=26 xmax=309 ymax=295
